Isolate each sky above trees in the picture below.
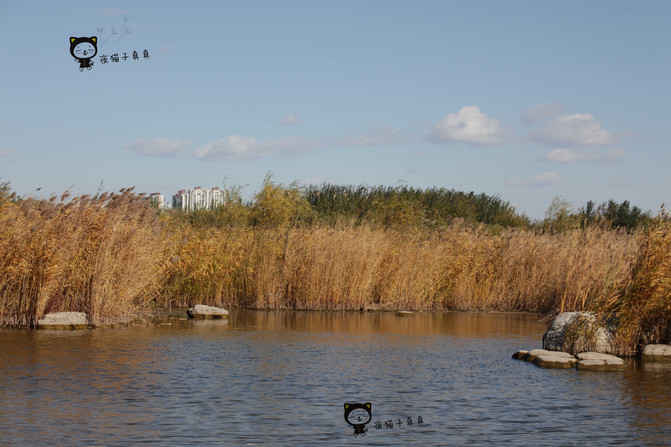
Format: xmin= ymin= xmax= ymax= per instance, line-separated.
xmin=1 ymin=0 xmax=669 ymax=218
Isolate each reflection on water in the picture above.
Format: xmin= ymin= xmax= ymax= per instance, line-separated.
xmin=1 ymin=310 xmax=670 ymax=446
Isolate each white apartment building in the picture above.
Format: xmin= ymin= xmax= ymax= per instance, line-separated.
xmin=172 ymin=186 xmax=224 ymax=211
xmin=148 ymin=193 xmax=166 ymax=209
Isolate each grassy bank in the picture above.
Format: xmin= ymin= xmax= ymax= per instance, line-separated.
xmin=1 ymin=179 xmax=668 ymax=353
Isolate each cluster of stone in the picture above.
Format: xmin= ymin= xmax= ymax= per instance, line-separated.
xmin=513 ymin=311 xmax=626 ymax=370
xmin=514 ymin=311 xmax=671 ymax=371
xmin=513 ymin=349 xmax=625 ymax=371
xmin=186 ymin=304 xmax=229 ymax=319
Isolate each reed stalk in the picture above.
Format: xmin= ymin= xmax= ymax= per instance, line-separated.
xmin=594 ymin=211 xmax=671 ymax=353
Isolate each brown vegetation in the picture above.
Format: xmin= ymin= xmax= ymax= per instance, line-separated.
xmin=597 ymin=213 xmax=671 ymax=353
xmin=0 ymin=189 xmax=166 ymax=326
xmin=1 ymin=179 xmax=668 ymax=354
xmin=161 ymin=221 xmax=635 ymax=314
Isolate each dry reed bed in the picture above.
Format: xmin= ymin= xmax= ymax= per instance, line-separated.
xmin=165 ymin=222 xmax=637 ymax=314
xmin=598 ymin=215 xmax=671 ymax=353
xmin=0 ymin=191 xmax=166 ymax=326
xmin=0 ymin=192 xmax=648 ymax=334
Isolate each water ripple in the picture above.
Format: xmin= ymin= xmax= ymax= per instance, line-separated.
xmin=0 ymin=311 xmax=669 ymax=446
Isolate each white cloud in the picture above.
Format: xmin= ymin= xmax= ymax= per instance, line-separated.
xmin=195 ymin=136 xmax=320 ymax=160
xmin=506 ymin=171 xmax=564 ymax=187
xmin=541 ymin=148 xmax=625 ymax=163
xmin=195 ymin=125 xmax=405 ymax=161
xmin=125 ymin=138 xmax=192 ymax=157
xmin=340 ymin=128 xmax=401 ymax=146
xmin=100 ymin=7 xmax=127 ymax=16
xmin=0 ymin=148 xmax=16 ymax=159
xmin=530 ymin=114 xmax=614 ymax=147
xmin=196 ymin=136 xmax=266 ymax=160
xmin=279 ymin=113 xmax=300 ymax=126
xmin=521 ymin=102 xmax=564 ymax=126
xmin=429 ymin=106 xmax=503 ymax=145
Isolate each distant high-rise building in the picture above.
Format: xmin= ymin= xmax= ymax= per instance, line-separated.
xmin=148 ymin=193 xmax=166 ymax=209
xmin=172 ymin=186 xmax=223 ymax=211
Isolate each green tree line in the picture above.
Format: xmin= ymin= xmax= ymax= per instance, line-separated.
xmin=540 ymin=196 xmax=655 ymax=233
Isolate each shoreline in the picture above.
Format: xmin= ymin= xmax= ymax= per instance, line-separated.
xmin=2 ymin=306 xmax=548 ymax=330
xmin=2 ymin=187 xmax=669 ymax=356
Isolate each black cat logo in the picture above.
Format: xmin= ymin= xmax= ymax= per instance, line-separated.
xmin=344 ymin=402 xmax=371 ymax=437
xmin=70 ymin=36 xmax=97 ymax=71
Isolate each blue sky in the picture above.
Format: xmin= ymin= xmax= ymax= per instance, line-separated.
xmin=1 ymin=0 xmax=669 ymax=219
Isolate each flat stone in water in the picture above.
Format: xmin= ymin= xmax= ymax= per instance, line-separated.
xmin=577 ymin=359 xmax=625 ymax=371
xmin=642 ymin=344 xmax=671 ymax=361
xmin=186 ymin=305 xmax=229 ymax=319
xmin=524 ymin=349 xmax=551 ymax=361
xmin=37 ymin=312 xmax=88 ymax=330
xmin=532 ymin=353 xmax=577 ymax=369
xmin=513 ymin=349 xmax=626 ymax=371
xmin=525 ymin=349 xmax=574 ymax=362
xmin=513 ymin=348 xmax=578 ymax=368
xmin=395 ymin=311 xmax=414 ymax=317
xmin=576 ymin=352 xmax=621 ymax=361
xmin=576 ymin=352 xmax=625 ymax=371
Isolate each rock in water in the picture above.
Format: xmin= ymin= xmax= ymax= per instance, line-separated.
xmin=642 ymin=344 xmax=671 ymax=361
xmin=513 ymin=349 xmax=627 ymax=371
xmin=523 ymin=348 xmax=574 ymax=362
xmin=186 ymin=305 xmax=229 ymax=319
xmin=532 ymin=353 xmax=578 ymax=369
xmin=512 ymin=348 xmax=577 ymax=367
xmin=542 ymin=312 xmax=614 ymax=354
xmin=576 ymin=352 xmax=625 ymax=371
xmin=37 ymin=312 xmax=88 ymax=330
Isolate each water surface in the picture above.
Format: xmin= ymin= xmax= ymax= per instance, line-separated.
xmin=1 ymin=310 xmax=670 ymax=446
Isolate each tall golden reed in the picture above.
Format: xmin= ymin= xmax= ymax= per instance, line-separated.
xmin=0 ymin=190 xmax=167 ymax=326
xmin=598 ymin=212 xmax=671 ymax=353
xmin=0 ymin=185 xmax=651 ymax=333
xmin=164 ymin=220 xmax=636 ymax=314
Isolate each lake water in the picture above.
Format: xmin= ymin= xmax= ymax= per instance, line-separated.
xmin=1 ymin=310 xmax=670 ymax=446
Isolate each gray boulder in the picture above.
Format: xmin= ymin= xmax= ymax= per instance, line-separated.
xmin=186 ymin=304 xmax=229 ymax=319
xmin=642 ymin=344 xmax=671 ymax=361
xmin=37 ymin=312 xmax=88 ymax=330
xmin=542 ymin=312 xmax=614 ymax=354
